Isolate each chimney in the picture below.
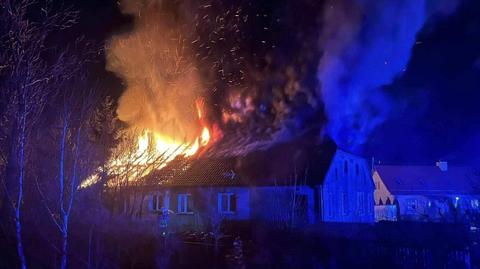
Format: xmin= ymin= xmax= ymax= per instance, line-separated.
xmin=436 ymin=161 xmax=448 ymax=171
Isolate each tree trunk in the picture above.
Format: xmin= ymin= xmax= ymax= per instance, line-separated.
xmin=59 ymin=117 xmax=68 ymax=269
xmin=60 ymin=218 xmax=68 ymax=269
xmin=15 ymin=105 xmax=27 ymax=269
xmin=87 ymin=225 xmax=94 ymax=269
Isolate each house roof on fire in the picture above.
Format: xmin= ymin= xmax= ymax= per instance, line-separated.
xmin=140 ymin=137 xmax=337 ymax=187
xmin=375 ymin=165 xmax=480 ymax=195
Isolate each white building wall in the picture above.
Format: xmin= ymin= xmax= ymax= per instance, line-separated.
xmin=321 ymin=150 xmax=375 ymax=223
xmin=372 ymin=171 xmax=395 ymax=206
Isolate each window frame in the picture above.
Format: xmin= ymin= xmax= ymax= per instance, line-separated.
xmin=151 ymin=194 xmax=163 ymax=211
xmin=342 ymin=192 xmax=349 ymax=215
xmin=406 ymin=198 xmax=417 ymax=214
xmin=357 ymin=192 xmax=365 ymax=216
xmin=177 ymin=193 xmax=193 ymax=214
xmin=218 ymin=193 xmax=236 ymax=214
xmin=471 ymin=199 xmax=480 ymax=209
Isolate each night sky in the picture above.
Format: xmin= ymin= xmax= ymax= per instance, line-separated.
xmin=367 ymin=0 xmax=480 ymax=165
xmin=68 ymin=0 xmax=480 ymax=165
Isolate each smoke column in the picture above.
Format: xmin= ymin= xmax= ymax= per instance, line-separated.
xmin=318 ymin=0 xmax=458 ymax=151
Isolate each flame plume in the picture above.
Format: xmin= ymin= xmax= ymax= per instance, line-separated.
xmin=80 ymin=100 xmax=211 ymax=189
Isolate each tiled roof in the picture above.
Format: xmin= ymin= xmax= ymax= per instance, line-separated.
xmin=375 ymin=165 xmax=480 ymax=195
xmin=145 ymin=157 xmax=245 ymax=186
xmin=140 ymin=137 xmax=337 ymax=187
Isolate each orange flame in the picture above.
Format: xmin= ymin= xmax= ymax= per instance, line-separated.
xmin=200 ymin=127 xmax=210 ymax=146
xmin=79 ymin=98 xmax=212 ymax=189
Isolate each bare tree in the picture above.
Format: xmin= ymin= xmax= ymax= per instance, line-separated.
xmin=202 ymin=187 xmax=225 ymax=253
xmin=0 ymin=1 xmax=79 ymax=267
xmin=57 ymin=88 xmax=96 ymax=269
xmin=266 ymin=168 xmax=309 ymax=229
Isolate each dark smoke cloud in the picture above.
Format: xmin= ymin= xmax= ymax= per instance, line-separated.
xmin=193 ymin=0 xmax=326 ymax=155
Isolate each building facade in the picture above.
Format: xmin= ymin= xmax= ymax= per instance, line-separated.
xmin=373 ymin=162 xmax=480 ymax=222
xmin=320 ymin=150 xmax=375 ymax=223
xmin=118 ymin=142 xmax=375 ymax=230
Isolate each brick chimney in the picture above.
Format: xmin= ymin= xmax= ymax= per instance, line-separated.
xmin=436 ymin=161 xmax=448 ymax=171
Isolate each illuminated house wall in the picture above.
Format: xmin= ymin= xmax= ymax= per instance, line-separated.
xmin=373 ymin=163 xmax=480 ymax=222
xmin=320 ymin=150 xmax=375 ymax=223
xmin=132 ymin=187 xmax=251 ymax=230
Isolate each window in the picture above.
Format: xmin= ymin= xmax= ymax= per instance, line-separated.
xmin=344 ymin=160 xmax=349 ymax=175
xmin=406 ymin=199 xmax=417 ymax=214
xmin=178 ymin=194 xmax=193 ymax=213
xmin=357 ymin=192 xmax=364 ymax=215
xmin=342 ymin=192 xmax=349 ymax=215
xmin=471 ymin=199 xmax=479 ymax=209
xmin=328 ymin=192 xmax=335 ymax=217
xmin=151 ymin=194 xmax=163 ymax=211
xmin=218 ymin=193 xmax=237 ymax=213
xmin=355 ymin=163 xmax=360 ymax=176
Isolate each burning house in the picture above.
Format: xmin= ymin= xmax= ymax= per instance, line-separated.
xmin=75 ymin=0 xmax=423 ymax=232
xmin=113 ymin=137 xmax=375 ymax=231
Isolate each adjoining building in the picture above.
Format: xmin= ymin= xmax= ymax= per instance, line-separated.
xmin=373 ymin=162 xmax=480 ymax=222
